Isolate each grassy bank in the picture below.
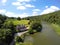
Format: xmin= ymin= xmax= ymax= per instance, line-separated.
xmin=16 ymin=42 xmax=33 ymax=45
xmin=51 ymin=24 xmax=60 ymax=36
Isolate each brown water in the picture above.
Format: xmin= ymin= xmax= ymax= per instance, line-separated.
xmin=24 ymin=22 xmax=60 ymax=45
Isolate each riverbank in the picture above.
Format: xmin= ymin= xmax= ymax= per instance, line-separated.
xmin=51 ymin=23 xmax=60 ymax=36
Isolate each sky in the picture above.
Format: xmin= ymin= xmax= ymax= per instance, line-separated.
xmin=0 ymin=0 xmax=60 ymax=18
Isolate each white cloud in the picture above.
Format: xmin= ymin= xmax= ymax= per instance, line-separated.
xmin=0 ymin=9 xmax=6 ymax=14
xmin=51 ymin=6 xmax=60 ymax=10
xmin=17 ymin=6 xmax=26 ymax=10
xmin=25 ymin=4 xmax=35 ymax=8
xmin=45 ymin=6 xmax=48 ymax=8
xmin=5 ymin=12 xmax=30 ymax=18
xmin=0 ymin=9 xmax=39 ymax=18
xmin=1 ymin=0 xmax=7 ymax=5
xmin=32 ymin=11 xmax=38 ymax=15
xmin=2 ymin=0 xmax=7 ymax=3
xmin=12 ymin=2 xmax=22 ymax=6
xmin=12 ymin=0 xmax=35 ymax=10
xmin=32 ymin=9 xmax=40 ymax=12
xmin=12 ymin=3 xmax=35 ymax=10
xmin=5 ymin=12 xmax=17 ymax=17
xmin=19 ymin=13 xmax=30 ymax=18
xmin=41 ymin=6 xmax=60 ymax=15
xmin=32 ymin=11 xmax=40 ymax=16
xmin=17 ymin=0 xmax=31 ymax=2
xmin=0 ymin=9 xmax=30 ymax=18
xmin=32 ymin=9 xmax=40 ymax=16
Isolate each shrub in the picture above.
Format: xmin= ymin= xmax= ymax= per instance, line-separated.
xmin=15 ymin=36 xmax=23 ymax=42
xmin=17 ymin=17 xmax=21 ymax=20
xmin=29 ymin=21 xmax=42 ymax=34
xmin=29 ymin=29 xmax=34 ymax=34
xmin=0 ymin=29 xmax=13 ymax=45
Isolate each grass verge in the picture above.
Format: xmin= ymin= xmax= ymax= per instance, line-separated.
xmin=51 ymin=23 xmax=60 ymax=36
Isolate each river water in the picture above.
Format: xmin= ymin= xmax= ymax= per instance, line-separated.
xmin=24 ymin=22 xmax=60 ymax=45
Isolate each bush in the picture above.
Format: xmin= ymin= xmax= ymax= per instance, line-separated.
xmin=17 ymin=17 xmax=21 ymax=20
xmin=29 ymin=21 xmax=42 ymax=34
xmin=0 ymin=29 xmax=13 ymax=45
xmin=29 ymin=29 xmax=34 ymax=34
xmin=15 ymin=36 xmax=23 ymax=42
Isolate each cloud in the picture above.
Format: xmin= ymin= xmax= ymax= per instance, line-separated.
xmin=45 ymin=6 xmax=49 ymax=8
xmin=12 ymin=0 xmax=35 ymax=10
xmin=5 ymin=12 xmax=30 ymax=18
xmin=0 ymin=9 xmax=30 ymax=18
xmin=12 ymin=2 xmax=27 ymax=10
xmin=19 ymin=13 xmax=30 ymax=18
xmin=17 ymin=0 xmax=31 ymax=2
xmin=32 ymin=11 xmax=40 ymax=16
xmin=32 ymin=9 xmax=40 ymax=16
xmin=17 ymin=0 xmax=36 ymax=2
xmin=12 ymin=2 xmax=35 ymax=10
xmin=25 ymin=4 xmax=35 ymax=8
xmin=32 ymin=11 xmax=38 ymax=15
xmin=0 ymin=9 xmax=39 ymax=18
xmin=1 ymin=0 xmax=7 ymax=5
xmin=17 ymin=6 xmax=26 ymax=10
xmin=0 ymin=9 xmax=6 ymax=14
xmin=2 ymin=0 xmax=7 ymax=3
xmin=32 ymin=9 xmax=40 ymax=12
xmin=5 ymin=12 xmax=17 ymax=17
xmin=40 ymin=6 xmax=60 ymax=15
xmin=12 ymin=2 xmax=22 ymax=6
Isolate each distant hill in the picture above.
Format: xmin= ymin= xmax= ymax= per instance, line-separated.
xmin=24 ymin=10 xmax=60 ymax=25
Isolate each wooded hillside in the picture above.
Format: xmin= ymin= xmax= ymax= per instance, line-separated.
xmin=24 ymin=10 xmax=60 ymax=25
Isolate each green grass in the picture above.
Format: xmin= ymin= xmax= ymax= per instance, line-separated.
xmin=16 ymin=42 xmax=33 ymax=45
xmin=13 ymin=20 xmax=29 ymax=25
xmin=51 ymin=23 xmax=60 ymax=35
xmin=5 ymin=19 xmax=29 ymax=26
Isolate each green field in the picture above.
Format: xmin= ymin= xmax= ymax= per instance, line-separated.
xmin=5 ymin=19 xmax=29 ymax=26
xmin=13 ymin=20 xmax=29 ymax=25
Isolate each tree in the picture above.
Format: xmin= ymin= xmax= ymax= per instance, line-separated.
xmin=0 ymin=21 xmax=16 ymax=45
xmin=0 ymin=20 xmax=2 ymax=28
xmin=29 ymin=21 xmax=42 ymax=34
xmin=31 ymin=21 xmax=42 ymax=32
xmin=17 ymin=17 xmax=21 ymax=20
xmin=0 ymin=29 xmax=12 ymax=45
xmin=0 ymin=14 xmax=7 ymax=28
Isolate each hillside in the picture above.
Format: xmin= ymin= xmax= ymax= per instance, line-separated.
xmin=25 ymin=10 xmax=60 ymax=25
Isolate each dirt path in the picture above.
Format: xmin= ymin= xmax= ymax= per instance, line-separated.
xmin=24 ymin=22 xmax=60 ymax=45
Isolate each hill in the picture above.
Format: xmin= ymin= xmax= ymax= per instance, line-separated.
xmin=25 ymin=10 xmax=60 ymax=25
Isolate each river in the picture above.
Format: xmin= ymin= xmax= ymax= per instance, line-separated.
xmin=24 ymin=22 xmax=60 ymax=45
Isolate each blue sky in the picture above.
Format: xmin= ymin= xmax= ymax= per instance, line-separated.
xmin=0 ymin=0 xmax=60 ymax=18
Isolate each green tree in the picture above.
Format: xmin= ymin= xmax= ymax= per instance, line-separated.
xmin=29 ymin=21 xmax=42 ymax=34
xmin=0 ymin=29 xmax=12 ymax=45
xmin=31 ymin=21 xmax=42 ymax=32
xmin=17 ymin=17 xmax=21 ymax=20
